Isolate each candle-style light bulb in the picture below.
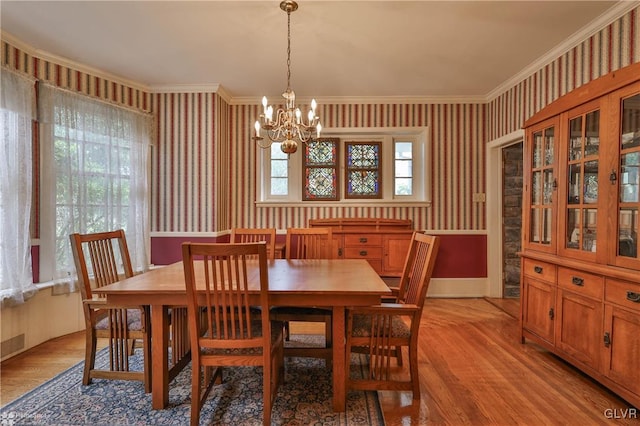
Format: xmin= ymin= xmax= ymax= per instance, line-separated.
xmin=262 ymin=96 xmax=268 ymax=114
xmin=254 ymin=120 xmax=261 ymax=137
xmin=308 ymin=110 xmax=314 ymax=122
xmin=316 ymin=123 xmax=322 ymax=138
xmin=267 ymin=105 xmax=273 ymax=121
xmin=311 ymin=98 xmax=317 ymax=112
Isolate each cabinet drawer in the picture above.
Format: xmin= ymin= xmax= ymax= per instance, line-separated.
xmin=557 ymin=267 xmax=603 ymax=300
xmin=344 ymin=235 xmax=382 ymax=246
xmin=344 ymin=247 xmax=383 ymax=259
xmin=605 ymin=279 xmax=640 ymax=312
xmin=522 ymin=258 xmax=556 ymax=283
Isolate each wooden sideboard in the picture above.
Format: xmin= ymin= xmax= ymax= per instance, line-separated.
xmin=309 ymin=218 xmax=414 ymax=277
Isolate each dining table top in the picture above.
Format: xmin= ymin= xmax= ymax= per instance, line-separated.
xmin=97 ymin=258 xmax=391 ymax=299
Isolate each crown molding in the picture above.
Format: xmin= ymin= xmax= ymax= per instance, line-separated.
xmin=486 ymin=1 xmax=638 ymax=102
xmin=1 ymin=31 xmax=150 ymax=93
xmin=147 ymin=84 xmax=220 ymax=94
xmin=229 ymin=94 xmax=487 ymax=105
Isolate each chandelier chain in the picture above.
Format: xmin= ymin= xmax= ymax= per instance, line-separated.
xmin=287 ymin=9 xmax=291 ymax=91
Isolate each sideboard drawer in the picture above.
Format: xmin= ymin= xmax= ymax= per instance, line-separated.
xmin=344 ymin=247 xmax=383 ymax=259
xmin=344 ymin=235 xmax=383 ymax=246
xmin=606 ymin=278 xmax=640 ymax=312
xmin=558 ymin=267 xmax=603 ymax=300
xmin=522 ymin=258 xmax=556 ymax=283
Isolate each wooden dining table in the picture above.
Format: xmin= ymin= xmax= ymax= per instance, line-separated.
xmin=97 ymin=258 xmax=390 ymax=412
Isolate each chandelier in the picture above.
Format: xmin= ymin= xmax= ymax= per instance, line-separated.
xmin=253 ymin=0 xmax=321 ymax=155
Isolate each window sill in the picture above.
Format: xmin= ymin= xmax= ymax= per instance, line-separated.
xmin=255 ymin=200 xmax=432 ymax=208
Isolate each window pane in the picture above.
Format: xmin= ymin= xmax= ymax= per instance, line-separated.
xmin=305 ymin=168 xmax=337 ymax=199
xmin=347 ymin=170 xmax=379 ymax=196
xmin=271 ymin=177 xmax=288 ymax=195
xmin=395 ymin=142 xmax=412 ymax=159
xmin=271 ymin=143 xmax=287 ymax=159
xmin=394 ymin=140 xmax=413 ymax=196
xmin=307 ymin=140 xmax=336 ymax=165
xmin=348 ymin=144 xmax=379 ymax=168
xmin=271 ymin=160 xmax=288 ymax=178
xmin=270 ymin=142 xmax=288 ymax=196
xmin=304 ymin=138 xmax=339 ymax=201
xmin=345 ymin=141 xmax=381 ymax=199
xmin=395 ymin=178 xmax=412 ymax=195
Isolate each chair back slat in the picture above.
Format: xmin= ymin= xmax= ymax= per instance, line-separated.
xmin=230 ymin=228 xmax=277 ymax=260
xmin=286 ymin=227 xmax=334 ymax=259
xmin=183 ymin=242 xmax=270 ymax=350
xmin=395 ymin=232 xmax=440 ymax=310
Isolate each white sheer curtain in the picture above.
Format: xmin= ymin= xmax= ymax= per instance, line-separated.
xmin=0 ymin=69 xmax=37 ymax=306
xmin=38 ymin=83 xmax=151 ymax=285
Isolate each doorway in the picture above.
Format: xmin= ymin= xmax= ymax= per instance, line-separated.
xmin=502 ymin=143 xmax=522 ymax=298
xmin=486 ymin=130 xmax=524 ymax=299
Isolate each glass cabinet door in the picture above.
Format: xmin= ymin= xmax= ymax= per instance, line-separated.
xmin=528 ymin=124 xmax=555 ymax=251
xmin=616 ymin=92 xmax=640 ymax=264
xmin=565 ymin=109 xmax=600 ymax=255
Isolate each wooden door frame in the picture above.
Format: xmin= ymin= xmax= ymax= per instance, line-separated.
xmin=486 ymin=130 xmax=524 ymax=297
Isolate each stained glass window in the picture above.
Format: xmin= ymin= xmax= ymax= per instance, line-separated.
xmin=345 ymin=141 xmax=382 ymax=199
xmin=303 ymin=138 xmax=339 ymax=200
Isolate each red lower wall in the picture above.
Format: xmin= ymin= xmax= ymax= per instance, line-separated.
xmin=150 ymin=234 xmax=487 ymax=279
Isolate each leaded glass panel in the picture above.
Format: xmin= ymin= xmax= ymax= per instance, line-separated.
xmin=303 ymin=138 xmax=339 ymax=201
xmin=305 ymin=167 xmax=337 ymax=199
xmin=345 ymin=141 xmax=382 ymax=199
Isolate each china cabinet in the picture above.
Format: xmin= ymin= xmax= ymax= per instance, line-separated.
xmin=521 ymin=62 xmax=640 ymax=408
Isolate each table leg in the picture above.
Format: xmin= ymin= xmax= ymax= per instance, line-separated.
xmin=332 ymin=305 xmax=346 ymax=412
xmin=151 ymin=305 xmax=170 ymax=409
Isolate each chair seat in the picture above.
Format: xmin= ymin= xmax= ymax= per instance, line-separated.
xmin=350 ymin=314 xmax=410 ymax=339
xmin=95 ymin=308 xmax=144 ymax=331
xmin=271 ymin=306 xmax=331 ymax=316
xmin=201 ymin=320 xmax=284 ymax=355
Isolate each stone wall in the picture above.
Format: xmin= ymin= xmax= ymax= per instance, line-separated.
xmin=502 ymin=143 xmax=523 ymax=298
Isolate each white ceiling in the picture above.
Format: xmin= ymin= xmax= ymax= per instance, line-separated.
xmin=0 ymin=1 xmax=629 ymax=103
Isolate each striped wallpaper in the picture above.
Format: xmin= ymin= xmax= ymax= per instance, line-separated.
xmin=488 ymin=7 xmax=639 ymax=139
xmin=3 ymin=5 xmax=639 ymax=236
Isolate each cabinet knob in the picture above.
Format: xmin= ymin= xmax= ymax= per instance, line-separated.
xmin=359 ymin=237 xmax=368 ymax=243
xmin=359 ymin=250 xmax=368 ymax=256
xmin=627 ymin=291 xmax=640 ymax=303
xmin=571 ymin=276 xmax=584 ymax=286
xmin=548 ymin=308 xmax=554 ymax=320
xmin=534 ymin=266 xmax=543 ymax=274
xmin=609 ymin=170 xmax=617 ymax=184
xmin=603 ymin=332 xmax=611 ymax=347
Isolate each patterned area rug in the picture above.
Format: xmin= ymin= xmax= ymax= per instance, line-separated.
xmin=1 ymin=335 xmax=384 ymax=425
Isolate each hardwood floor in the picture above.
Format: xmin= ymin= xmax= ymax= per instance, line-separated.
xmin=2 ymin=299 xmax=637 ymax=425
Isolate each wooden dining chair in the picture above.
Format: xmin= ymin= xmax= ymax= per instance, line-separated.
xmin=69 ymin=230 xmax=151 ymax=392
xmin=182 ymin=241 xmax=284 ymax=426
xmin=345 ymin=232 xmax=439 ymax=399
xmin=230 ymin=228 xmax=277 ymax=260
xmin=270 ymin=227 xmax=334 ymax=360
